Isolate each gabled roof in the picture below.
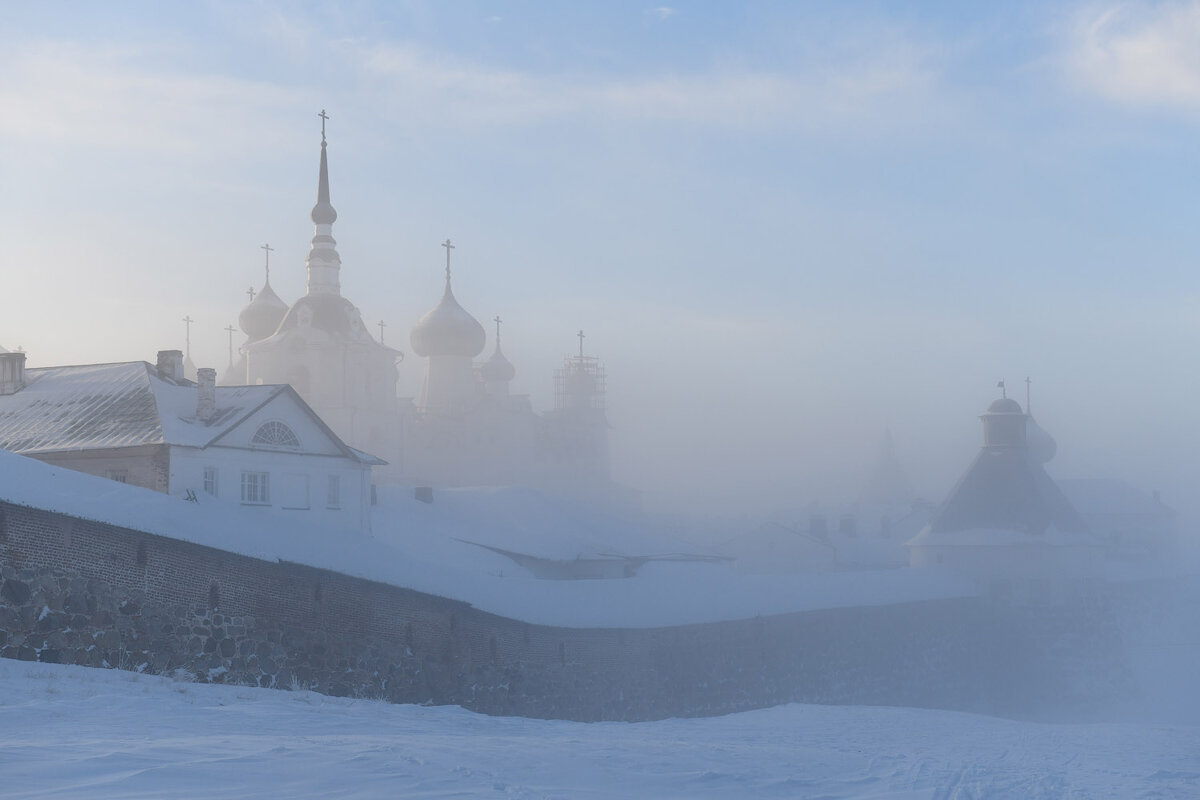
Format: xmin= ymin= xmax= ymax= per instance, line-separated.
xmin=0 ymin=361 xmax=381 ymax=464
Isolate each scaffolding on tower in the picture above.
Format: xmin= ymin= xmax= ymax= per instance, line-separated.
xmin=554 ymin=354 xmax=606 ymax=411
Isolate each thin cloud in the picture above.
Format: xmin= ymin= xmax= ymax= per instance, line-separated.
xmin=355 ymin=41 xmax=942 ymax=134
xmin=0 ymin=41 xmax=310 ymax=154
xmin=1065 ymin=1 xmax=1200 ymax=113
xmin=648 ymin=7 xmax=677 ymax=21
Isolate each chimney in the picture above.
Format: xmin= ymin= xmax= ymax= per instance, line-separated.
xmin=196 ymin=368 xmax=216 ymax=421
xmin=156 ymin=350 xmax=184 ymax=381
xmin=0 ymin=350 xmax=27 ymax=396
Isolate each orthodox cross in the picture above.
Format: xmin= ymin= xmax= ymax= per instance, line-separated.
xmin=261 ymin=243 xmax=274 ymax=283
xmin=494 ymin=315 xmax=502 ymax=346
xmin=441 ymin=238 xmax=455 ymax=281
xmin=577 ymin=329 xmax=585 ymax=359
xmin=224 ymin=324 xmax=236 ymax=369
xmin=182 ymin=316 xmax=194 ymax=358
xmin=318 ymin=109 xmax=329 ymax=143
xmin=1025 ymin=377 xmax=1032 ymax=413
xmin=377 ymin=319 xmax=387 ymax=344
xmin=246 ymin=286 xmax=256 ymax=302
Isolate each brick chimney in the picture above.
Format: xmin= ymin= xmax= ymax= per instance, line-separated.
xmin=156 ymin=350 xmax=184 ymax=381
xmin=0 ymin=349 xmax=26 ymax=396
xmin=196 ymin=368 xmax=216 ymax=421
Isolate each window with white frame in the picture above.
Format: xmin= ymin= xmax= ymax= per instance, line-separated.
xmin=327 ymin=475 xmax=341 ymax=509
xmin=250 ymin=420 xmax=301 ymax=449
xmin=241 ymin=471 xmax=270 ymax=504
xmin=203 ymin=467 xmax=218 ymax=497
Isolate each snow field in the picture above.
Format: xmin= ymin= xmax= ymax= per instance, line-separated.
xmin=1 ymin=659 xmax=1197 ymax=799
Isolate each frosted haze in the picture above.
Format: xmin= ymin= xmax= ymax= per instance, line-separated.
xmin=4 ymin=4 xmax=1200 ymax=519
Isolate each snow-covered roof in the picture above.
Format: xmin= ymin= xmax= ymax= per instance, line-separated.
xmin=0 ymin=361 xmax=279 ymax=453
xmin=1057 ymin=478 xmax=1174 ymax=518
xmin=0 ymin=361 xmax=380 ymax=463
xmin=907 ymin=525 xmax=1099 ymax=548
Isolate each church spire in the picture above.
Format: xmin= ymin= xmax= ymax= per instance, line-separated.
xmin=306 ymin=109 xmax=342 ymax=295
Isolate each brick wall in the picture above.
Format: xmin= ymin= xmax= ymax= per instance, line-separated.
xmin=0 ymin=500 xmax=1133 ymax=721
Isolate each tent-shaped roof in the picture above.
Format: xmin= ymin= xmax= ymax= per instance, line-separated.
xmin=926 ymin=447 xmax=1089 ymax=538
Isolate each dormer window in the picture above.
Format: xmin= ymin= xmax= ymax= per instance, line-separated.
xmin=251 ymin=420 xmax=300 ymax=449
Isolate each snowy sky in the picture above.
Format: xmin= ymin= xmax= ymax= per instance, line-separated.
xmin=4 ymin=1 xmax=1200 ymax=516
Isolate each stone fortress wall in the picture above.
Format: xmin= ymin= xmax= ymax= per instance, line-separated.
xmin=0 ymin=500 xmax=1139 ymax=721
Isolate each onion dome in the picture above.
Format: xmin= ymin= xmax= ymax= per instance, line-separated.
xmin=480 ymin=344 xmax=516 ymax=383
xmin=1025 ymin=414 xmax=1057 ymax=465
xmin=410 ymin=279 xmax=485 ymax=359
xmin=239 ymin=282 xmax=289 ymax=341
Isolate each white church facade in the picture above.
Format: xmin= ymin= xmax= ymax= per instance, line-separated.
xmin=225 ymin=115 xmax=618 ymax=502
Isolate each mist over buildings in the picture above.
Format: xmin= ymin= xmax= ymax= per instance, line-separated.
xmin=3 ymin=2 xmax=1200 ymax=528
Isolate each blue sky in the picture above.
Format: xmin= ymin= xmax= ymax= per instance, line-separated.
xmin=4 ymin=1 xmax=1200 ymax=514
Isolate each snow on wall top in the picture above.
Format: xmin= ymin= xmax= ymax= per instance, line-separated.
xmin=0 ymin=361 xmax=282 ymax=454
xmin=0 ymin=448 xmax=983 ymax=629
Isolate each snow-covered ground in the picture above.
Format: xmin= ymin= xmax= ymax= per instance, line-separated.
xmin=1 ymin=659 xmax=1197 ymax=799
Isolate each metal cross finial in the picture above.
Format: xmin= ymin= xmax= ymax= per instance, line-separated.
xmin=318 ymin=109 xmax=329 ymax=143
xmin=441 ymin=239 xmax=455 ymax=281
xmin=246 ymin=286 xmax=256 ymax=302
xmin=377 ymin=319 xmax=387 ymax=345
xmin=494 ymin=315 xmax=502 ymax=345
xmin=1025 ymin=377 xmax=1032 ymax=414
xmin=261 ymin=243 xmax=274 ymax=283
xmin=997 ymin=379 xmax=1006 ymax=399
xmin=577 ymin=329 xmax=585 ymax=359
xmin=182 ymin=316 xmax=195 ymax=357
xmin=224 ymin=324 xmax=236 ymax=369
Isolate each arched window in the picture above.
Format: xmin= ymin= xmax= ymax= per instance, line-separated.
xmin=251 ymin=420 xmax=300 ymax=449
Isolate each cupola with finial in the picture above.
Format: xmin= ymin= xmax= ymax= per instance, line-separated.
xmin=410 ymin=239 xmax=486 ymax=359
xmin=981 ymin=380 xmax=1026 ymax=449
xmin=479 ymin=315 xmax=517 ymax=390
xmin=1023 ymin=376 xmax=1057 ymax=465
xmin=239 ymin=244 xmax=289 ymax=341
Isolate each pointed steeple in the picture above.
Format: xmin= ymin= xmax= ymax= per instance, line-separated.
xmin=306 ymin=109 xmax=342 ymax=296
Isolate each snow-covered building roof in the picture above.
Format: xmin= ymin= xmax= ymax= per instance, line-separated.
xmin=1057 ymin=479 xmax=1173 ymax=519
xmin=0 ymin=360 xmax=379 ymax=463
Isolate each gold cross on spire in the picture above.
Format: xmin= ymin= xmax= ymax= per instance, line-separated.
xmin=441 ymin=238 xmax=455 ymax=281
xmin=318 ymin=109 xmax=329 ymax=143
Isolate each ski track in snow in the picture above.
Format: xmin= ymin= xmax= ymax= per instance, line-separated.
xmin=1 ymin=661 xmax=1198 ymax=799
